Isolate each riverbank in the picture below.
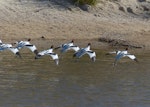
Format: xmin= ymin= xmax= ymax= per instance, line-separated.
xmin=0 ymin=0 xmax=150 ymax=52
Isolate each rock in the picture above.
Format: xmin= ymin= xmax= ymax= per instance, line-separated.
xmin=79 ymin=4 xmax=91 ymax=11
xmin=127 ymin=7 xmax=134 ymax=13
xmin=119 ymin=6 xmax=125 ymax=12
xmin=41 ymin=36 xmax=45 ymax=39
xmin=138 ymin=0 xmax=146 ymax=2
xmin=142 ymin=5 xmax=149 ymax=11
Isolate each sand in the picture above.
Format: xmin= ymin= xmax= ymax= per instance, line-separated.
xmin=0 ymin=0 xmax=150 ymax=51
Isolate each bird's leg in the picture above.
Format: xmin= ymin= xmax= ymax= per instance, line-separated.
xmin=16 ymin=52 xmax=22 ymax=59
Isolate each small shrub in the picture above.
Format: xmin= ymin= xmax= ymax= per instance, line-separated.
xmin=74 ymin=0 xmax=97 ymax=5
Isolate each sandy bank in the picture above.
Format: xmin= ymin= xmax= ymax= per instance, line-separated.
xmin=0 ymin=0 xmax=150 ymax=51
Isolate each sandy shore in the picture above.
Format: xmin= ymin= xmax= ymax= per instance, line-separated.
xmin=0 ymin=0 xmax=150 ymax=52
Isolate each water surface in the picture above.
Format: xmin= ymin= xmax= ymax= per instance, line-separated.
xmin=0 ymin=50 xmax=149 ymax=107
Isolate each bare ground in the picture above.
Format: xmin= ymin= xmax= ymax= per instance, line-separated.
xmin=0 ymin=0 xmax=150 ymax=51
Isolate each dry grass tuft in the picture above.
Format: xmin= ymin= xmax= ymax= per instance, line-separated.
xmin=74 ymin=0 xmax=97 ymax=5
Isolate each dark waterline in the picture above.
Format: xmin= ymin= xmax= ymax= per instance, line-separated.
xmin=0 ymin=50 xmax=149 ymax=107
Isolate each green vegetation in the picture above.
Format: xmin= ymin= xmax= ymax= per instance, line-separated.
xmin=74 ymin=0 xmax=97 ymax=5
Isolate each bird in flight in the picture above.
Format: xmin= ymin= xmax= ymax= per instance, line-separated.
xmin=106 ymin=48 xmax=138 ymax=66
xmin=35 ymin=45 xmax=59 ymax=65
xmin=73 ymin=43 xmax=96 ymax=62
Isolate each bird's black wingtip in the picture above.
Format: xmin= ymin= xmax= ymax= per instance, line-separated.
xmin=35 ymin=55 xmax=41 ymax=59
xmin=34 ymin=50 xmax=39 ymax=55
xmin=73 ymin=53 xmax=76 ymax=57
xmin=91 ymin=57 xmax=96 ymax=62
xmin=16 ymin=52 xmax=22 ymax=58
xmin=134 ymin=58 xmax=139 ymax=63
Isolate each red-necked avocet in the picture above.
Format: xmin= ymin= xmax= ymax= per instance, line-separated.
xmin=15 ymin=38 xmax=38 ymax=55
xmin=0 ymin=40 xmax=21 ymax=58
xmin=107 ymin=48 xmax=138 ymax=66
xmin=73 ymin=43 xmax=96 ymax=62
xmin=55 ymin=40 xmax=80 ymax=53
xmin=35 ymin=45 xmax=59 ymax=65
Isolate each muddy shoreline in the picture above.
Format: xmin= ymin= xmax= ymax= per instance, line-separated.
xmin=0 ymin=0 xmax=150 ymax=53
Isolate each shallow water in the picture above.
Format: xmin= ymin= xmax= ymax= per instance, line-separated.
xmin=0 ymin=50 xmax=149 ymax=107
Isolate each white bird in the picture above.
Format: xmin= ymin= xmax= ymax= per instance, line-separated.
xmin=107 ymin=48 xmax=138 ymax=66
xmin=0 ymin=41 xmax=21 ymax=58
xmin=15 ymin=38 xmax=38 ymax=55
xmin=55 ymin=40 xmax=80 ymax=53
xmin=35 ymin=45 xmax=59 ymax=65
xmin=73 ymin=43 xmax=96 ymax=62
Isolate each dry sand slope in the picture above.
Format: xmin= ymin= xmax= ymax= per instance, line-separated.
xmin=0 ymin=0 xmax=150 ymax=49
